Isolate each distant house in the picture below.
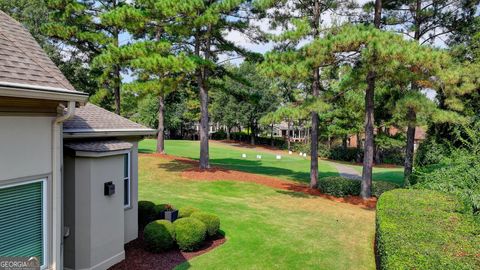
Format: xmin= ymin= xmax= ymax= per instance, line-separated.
xmin=272 ymin=121 xmax=309 ymax=142
xmin=0 ymin=11 xmax=155 ymax=270
xmin=348 ymin=127 xmax=426 ymax=150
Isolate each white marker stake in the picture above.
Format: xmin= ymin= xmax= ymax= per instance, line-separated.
xmin=303 ymin=153 xmax=307 ymax=157
xmin=276 ymin=155 xmax=282 ymax=160
xmin=242 ymin=154 xmax=247 ymax=158
xmin=288 ymin=151 xmax=292 ymax=155
xmin=299 ymin=152 xmax=303 ymax=156
xmin=256 ymin=155 xmax=262 ymax=159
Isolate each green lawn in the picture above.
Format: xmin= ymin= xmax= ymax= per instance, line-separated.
xmin=139 ymin=139 xmax=403 ymax=185
xmin=139 ymin=155 xmax=376 ymax=269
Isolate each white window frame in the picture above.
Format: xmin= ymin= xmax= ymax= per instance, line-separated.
xmin=0 ymin=178 xmax=48 ymax=269
xmin=123 ymin=152 xmax=131 ymax=209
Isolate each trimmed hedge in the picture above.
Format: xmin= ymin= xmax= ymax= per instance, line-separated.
xmin=318 ymin=177 xmax=399 ymax=198
xmin=317 ymin=177 xmax=361 ymax=197
xmin=138 ymin=201 xmax=156 ymax=228
xmin=144 ymin=220 xmax=176 ymax=252
xmin=174 ymin=217 xmax=207 ymax=251
xmin=376 ymin=189 xmax=480 ymax=270
xmin=178 ymin=206 xmax=199 ymax=218
xmin=191 ymin=212 xmax=220 ymax=237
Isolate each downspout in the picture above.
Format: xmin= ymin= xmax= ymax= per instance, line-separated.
xmin=52 ymin=101 xmax=76 ymax=270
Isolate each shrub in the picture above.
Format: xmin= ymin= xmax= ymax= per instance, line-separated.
xmin=371 ymin=181 xmax=399 ymax=198
xmin=328 ymin=146 xmax=361 ymax=162
xmin=143 ymin=220 xmax=176 ymax=252
xmin=376 ymin=189 xmax=480 ymax=270
xmin=317 ymin=177 xmax=361 ymax=197
xmin=415 ymin=136 xmax=450 ymax=167
xmin=178 ymin=206 xmax=199 ymax=218
xmin=191 ymin=212 xmax=220 ymax=237
xmin=138 ymin=201 xmax=156 ymax=228
xmin=174 ymin=217 xmax=207 ymax=251
xmin=415 ymin=149 xmax=480 ymax=213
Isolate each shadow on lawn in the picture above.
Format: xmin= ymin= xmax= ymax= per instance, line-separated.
xmin=208 ymin=158 xmax=337 ymax=184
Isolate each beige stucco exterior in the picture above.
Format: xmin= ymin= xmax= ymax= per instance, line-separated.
xmin=0 ymin=113 xmax=60 ymax=270
xmin=63 ymin=139 xmax=140 ymax=270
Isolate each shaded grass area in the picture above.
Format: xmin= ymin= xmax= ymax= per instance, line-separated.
xmin=140 ymin=139 xmax=403 ymax=185
xmin=139 ymin=155 xmax=376 ymax=270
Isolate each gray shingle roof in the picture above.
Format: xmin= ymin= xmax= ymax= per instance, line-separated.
xmin=65 ymin=140 xmax=133 ymax=152
xmin=63 ymin=103 xmax=156 ymax=135
xmin=0 ymin=10 xmax=80 ymax=93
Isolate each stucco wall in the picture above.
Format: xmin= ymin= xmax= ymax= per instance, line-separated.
xmin=0 ymin=116 xmax=53 ymax=181
xmin=64 ymin=154 xmax=126 ymax=270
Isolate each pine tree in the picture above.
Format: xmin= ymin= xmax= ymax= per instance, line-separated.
xmin=44 ymin=0 xmax=126 ymax=114
xmin=257 ymin=0 xmax=347 ymax=188
xmin=161 ymin=0 xmax=258 ymax=169
xmin=99 ymin=1 xmax=196 ymax=153
xmin=381 ymin=0 xmax=480 ymax=183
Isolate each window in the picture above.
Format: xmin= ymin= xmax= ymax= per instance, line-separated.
xmin=0 ymin=179 xmax=47 ymax=268
xmin=123 ymin=153 xmax=131 ymax=208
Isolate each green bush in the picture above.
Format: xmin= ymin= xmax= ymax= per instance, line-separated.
xmin=415 ymin=136 xmax=450 ymax=167
xmin=318 ymin=177 xmax=399 ymax=198
xmin=138 ymin=201 xmax=156 ymax=228
xmin=191 ymin=212 xmax=220 ymax=237
xmin=415 ymin=149 xmax=480 ymax=213
xmin=143 ymin=220 xmax=176 ymax=252
xmin=372 ymin=181 xmax=399 ymax=198
xmin=376 ymin=189 xmax=480 ymax=269
xmin=317 ymin=177 xmax=361 ymax=197
xmin=174 ymin=217 xmax=207 ymax=251
xmin=178 ymin=206 xmax=199 ymax=218
xmin=328 ymin=146 xmax=362 ymax=162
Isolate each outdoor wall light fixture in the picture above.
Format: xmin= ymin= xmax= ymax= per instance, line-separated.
xmin=104 ymin=181 xmax=115 ymax=196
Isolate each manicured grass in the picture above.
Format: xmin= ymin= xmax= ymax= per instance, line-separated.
xmin=139 ymin=139 xmax=403 ymax=185
xmin=139 ymin=155 xmax=376 ymax=269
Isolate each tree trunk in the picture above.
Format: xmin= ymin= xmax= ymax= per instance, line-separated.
xmin=342 ymin=135 xmax=348 ymax=150
xmin=309 ymin=0 xmax=321 ymax=188
xmin=404 ymin=108 xmax=416 ymax=185
xmin=270 ymin=123 xmax=274 ymax=147
xmin=196 ymin=28 xmax=210 ymax=169
xmin=112 ymin=1 xmax=121 ymax=115
xmin=361 ymin=72 xmax=375 ymax=199
xmin=356 ymin=133 xmax=362 ymax=163
xmin=361 ymin=0 xmax=382 ymax=199
xmin=226 ymin=127 xmax=231 ymax=140
xmin=250 ymin=122 xmax=255 ymax=145
xmin=156 ymin=95 xmax=165 ymax=153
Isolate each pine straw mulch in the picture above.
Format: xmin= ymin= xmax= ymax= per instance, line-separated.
xmin=109 ymin=231 xmax=226 ymax=270
xmin=143 ymin=153 xmax=377 ymax=209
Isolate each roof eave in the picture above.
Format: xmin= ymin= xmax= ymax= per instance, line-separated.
xmin=0 ymin=83 xmax=88 ymax=103
xmin=63 ymin=128 xmax=157 ymax=139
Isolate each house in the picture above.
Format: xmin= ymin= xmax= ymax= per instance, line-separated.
xmin=347 ymin=127 xmax=426 ymax=150
xmin=0 ymin=11 xmax=155 ymax=270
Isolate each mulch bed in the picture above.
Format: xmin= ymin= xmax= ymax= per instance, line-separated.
xmin=109 ymin=231 xmax=226 ymax=270
xmin=143 ymin=153 xmax=377 ymax=209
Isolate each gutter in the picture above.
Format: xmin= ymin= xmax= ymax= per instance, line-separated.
xmin=0 ymin=83 xmax=88 ymax=103
xmin=63 ymin=128 xmax=157 ymax=139
xmin=52 ymin=101 xmax=76 ymax=270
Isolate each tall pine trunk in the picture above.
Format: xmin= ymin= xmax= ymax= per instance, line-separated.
xmin=404 ymin=108 xmax=416 ymax=184
xmin=112 ymin=0 xmax=121 ymax=115
xmin=270 ymin=123 xmax=274 ymax=147
xmin=226 ymin=127 xmax=231 ymax=140
xmin=361 ymin=0 xmax=382 ymax=199
xmin=156 ymin=95 xmax=165 ymax=153
xmin=196 ymin=28 xmax=210 ymax=169
xmin=356 ymin=133 xmax=362 ymax=163
xmin=404 ymin=0 xmax=421 ymax=185
xmin=310 ymin=0 xmax=321 ymax=188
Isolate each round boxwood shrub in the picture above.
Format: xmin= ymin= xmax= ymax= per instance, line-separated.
xmin=178 ymin=206 xmax=199 ymax=218
xmin=317 ymin=176 xmax=361 ymax=197
xmin=173 ymin=217 xmax=206 ymax=251
xmin=144 ymin=220 xmax=176 ymax=252
xmin=138 ymin=201 xmax=156 ymax=227
xmin=191 ymin=212 xmax=220 ymax=237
